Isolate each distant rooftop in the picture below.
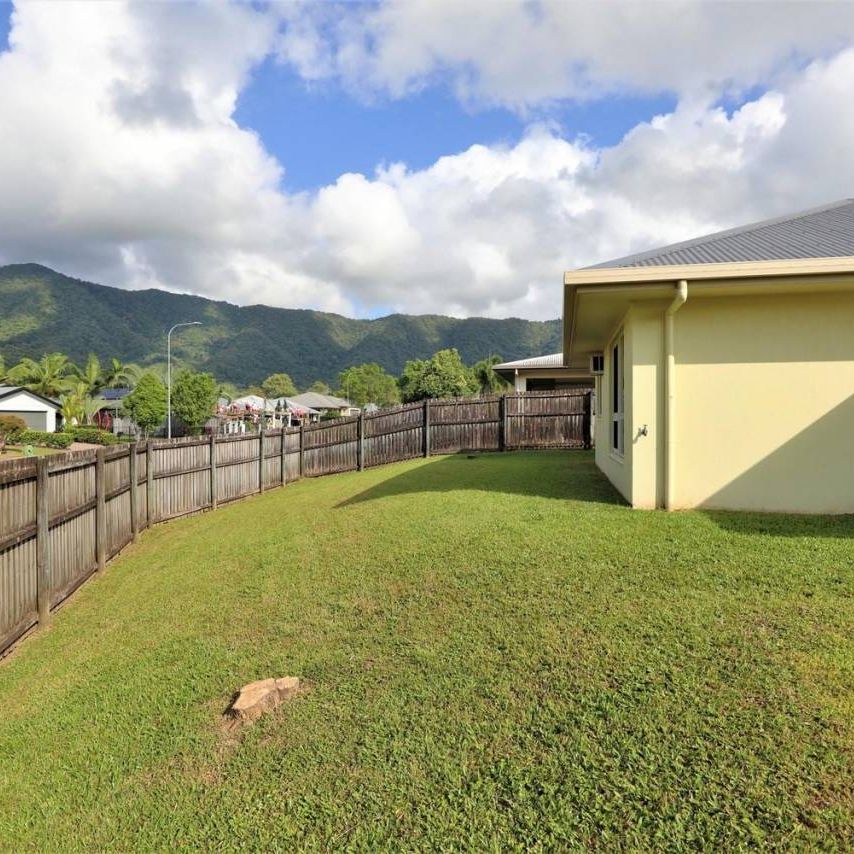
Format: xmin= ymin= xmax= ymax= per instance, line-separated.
xmin=588 ymin=199 xmax=854 ymax=269
xmin=102 ymin=387 xmax=132 ymax=401
xmin=289 ymin=392 xmax=353 ymax=410
xmin=493 ymin=353 xmax=564 ymax=371
xmin=0 ymin=385 xmax=60 ymax=406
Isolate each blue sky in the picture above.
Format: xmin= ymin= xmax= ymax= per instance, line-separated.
xmin=234 ymin=55 xmax=676 ymax=191
xmin=0 ymin=3 xmax=676 ymax=194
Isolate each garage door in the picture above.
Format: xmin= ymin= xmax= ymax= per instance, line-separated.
xmin=2 ymin=410 xmax=48 ymax=430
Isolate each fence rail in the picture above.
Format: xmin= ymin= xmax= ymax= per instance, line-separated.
xmin=0 ymin=390 xmax=591 ymax=657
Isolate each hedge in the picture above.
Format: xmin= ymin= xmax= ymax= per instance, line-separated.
xmin=63 ymin=427 xmax=128 ymax=446
xmin=14 ymin=430 xmax=73 ymax=449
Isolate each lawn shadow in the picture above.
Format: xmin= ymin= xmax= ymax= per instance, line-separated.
xmin=337 ymin=450 xmax=626 ymax=509
xmin=703 ymin=509 xmax=854 ymax=539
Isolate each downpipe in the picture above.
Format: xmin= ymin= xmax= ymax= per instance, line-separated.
xmin=664 ymin=280 xmax=688 ymax=510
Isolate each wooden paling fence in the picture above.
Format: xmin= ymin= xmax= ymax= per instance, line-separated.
xmin=0 ymin=390 xmax=591 ymax=656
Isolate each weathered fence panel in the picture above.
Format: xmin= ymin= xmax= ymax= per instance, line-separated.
xmin=506 ymin=390 xmax=590 ymax=448
xmin=0 ymin=390 xmax=590 ymax=656
xmin=364 ymin=402 xmax=424 ymax=468
xmin=430 ymin=397 xmax=500 ymax=454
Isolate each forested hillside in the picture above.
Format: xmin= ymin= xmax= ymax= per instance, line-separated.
xmin=0 ymin=264 xmax=561 ymax=386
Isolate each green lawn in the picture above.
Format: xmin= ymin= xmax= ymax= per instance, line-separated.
xmin=0 ymin=444 xmax=61 ymax=458
xmin=1 ymin=451 xmax=853 ymax=849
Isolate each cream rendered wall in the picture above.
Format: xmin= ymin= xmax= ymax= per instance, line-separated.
xmin=625 ymin=306 xmax=664 ymax=509
xmin=593 ymin=305 xmax=666 ymax=508
xmin=594 ymin=320 xmax=630 ymax=502
xmin=673 ymin=290 xmax=854 ymax=513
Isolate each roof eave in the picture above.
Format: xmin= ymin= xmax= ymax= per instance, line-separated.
xmin=564 ymin=255 xmax=854 ymax=287
xmin=562 ymin=255 xmax=854 ymax=363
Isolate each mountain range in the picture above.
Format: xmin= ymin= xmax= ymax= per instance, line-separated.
xmin=0 ymin=263 xmax=561 ymax=387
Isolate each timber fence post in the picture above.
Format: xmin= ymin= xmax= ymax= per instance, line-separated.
xmin=358 ymin=413 xmax=365 ymax=472
xmin=280 ymin=427 xmax=286 ymax=486
xmin=36 ymin=457 xmax=51 ymax=627
xmin=423 ymin=399 xmax=431 ymax=458
xmin=129 ymin=443 xmax=139 ymax=542
xmin=210 ymin=432 xmax=218 ymax=510
xmin=299 ymin=422 xmax=305 ymax=478
xmin=146 ymin=440 xmax=154 ymax=527
xmin=498 ymin=394 xmax=507 ymax=451
xmin=258 ymin=428 xmax=265 ymax=493
xmin=95 ymin=447 xmax=106 ymax=572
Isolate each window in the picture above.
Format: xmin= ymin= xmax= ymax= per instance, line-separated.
xmin=611 ymin=334 xmax=624 ymax=455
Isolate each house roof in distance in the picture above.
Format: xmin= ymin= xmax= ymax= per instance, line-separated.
xmin=587 ymin=199 xmax=854 ymax=269
xmin=0 ymin=385 xmax=60 ymax=407
xmin=492 ymin=353 xmax=565 ymax=371
xmin=289 ymin=392 xmax=353 ymax=410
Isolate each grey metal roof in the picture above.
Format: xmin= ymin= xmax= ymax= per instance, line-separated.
xmin=493 ymin=353 xmax=564 ymax=371
xmin=588 ymin=199 xmax=854 ymax=269
xmin=289 ymin=392 xmax=353 ymax=410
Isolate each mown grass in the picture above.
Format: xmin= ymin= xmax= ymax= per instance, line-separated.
xmin=0 ymin=445 xmax=60 ymax=458
xmin=0 ymin=451 xmax=852 ymax=850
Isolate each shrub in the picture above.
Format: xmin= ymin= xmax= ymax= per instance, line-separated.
xmin=0 ymin=414 xmax=27 ymax=436
xmin=15 ymin=430 xmax=73 ymax=449
xmin=64 ymin=427 xmax=126 ymax=445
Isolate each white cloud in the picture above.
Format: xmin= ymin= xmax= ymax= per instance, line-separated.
xmin=0 ymin=1 xmax=854 ymax=323
xmin=277 ymin=0 xmax=854 ymax=110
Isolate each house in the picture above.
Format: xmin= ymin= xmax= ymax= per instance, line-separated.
xmin=221 ymin=395 xmax=319 ymax=432
xmin=91 ymin=387 xmax=134 ymax=434
xmin=289 ymin=392 xmax=359 ymax=417
xmin=563 ymin=198 xmax=854 ymax=514
xmin=0 ymin=386 xmax=60 ymax=431
xmin=492 ymin=353 xmax=593 ymax=392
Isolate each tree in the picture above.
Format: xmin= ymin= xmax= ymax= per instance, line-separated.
xmin=471 ymin=354 xmax=511 ymax=395
xmin=306 ymin=380 xmax=331 ymax=395
xmin=72 ymin=353 xmax=104 ymax=395
xmin=216 ymin=381 xmax=240 ymax=403
xmin=171 ymin=370 xmax=218 ymax=434
xmin=102 ymin=357 xmax=140 ymax=389
xmin=399 ymin=349 xmax=477 ymax=402
xmin=121 ymin=373 xmax=167 ymax=437
xmin=261 ymin=372 xmax=297 ymax=399
xmin=7 ymin=352 xmax=74 ymax=397
xmin=338 ymin=363 xmax=400 ymax=408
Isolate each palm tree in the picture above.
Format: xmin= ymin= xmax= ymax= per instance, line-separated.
xmin=7 ymin=353 xmax=74 ymax=397
xmin=471 ymin=355 xmax=511 ymax=395
xmin=58 ymin=391 xmax=83 ymax=428
xmin=82 ymin=395 xmax=104 ymax=426
xmin=72 ymin=353 xmax=104 ymax=395
xmin=102 ymin=357 xmax=140 ymax=389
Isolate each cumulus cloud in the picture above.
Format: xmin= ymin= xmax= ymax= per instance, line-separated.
xmin=0 ymin=1 xmax=853 ymax=321
xmin=277 ymin=0 xmax=854 ymax=110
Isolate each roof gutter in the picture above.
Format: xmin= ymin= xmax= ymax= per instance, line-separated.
xmin=562 ymin=255 xmax=854 ymax=364
xmin=664 ymin=280 xmax=688 ymax=511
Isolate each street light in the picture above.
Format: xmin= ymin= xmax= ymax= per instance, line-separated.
xmin=167 ymin=321 xmax=202 ymax=439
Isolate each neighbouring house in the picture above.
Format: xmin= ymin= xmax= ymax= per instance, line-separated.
xmin=220 ymin=395 xmax=319 ymax=432
xmin=0 ymin=386 xmax=60 ymax=431
xmin=289 ymin=392 xmax=359 ymax=417
xmin=563 ymin=198 xmax=854 ymax=514
xmin=492 ymin=353 xmax=593 ymax=392
xmin=92 ymin=387 xmax=134 ymax=434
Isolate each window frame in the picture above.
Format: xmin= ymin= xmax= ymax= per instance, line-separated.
xmin=611 ymin=332 xmax=625 ymax=456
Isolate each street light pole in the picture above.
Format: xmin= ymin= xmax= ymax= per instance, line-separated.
xmin=167 ymin=321 xmax=202 ymax=439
